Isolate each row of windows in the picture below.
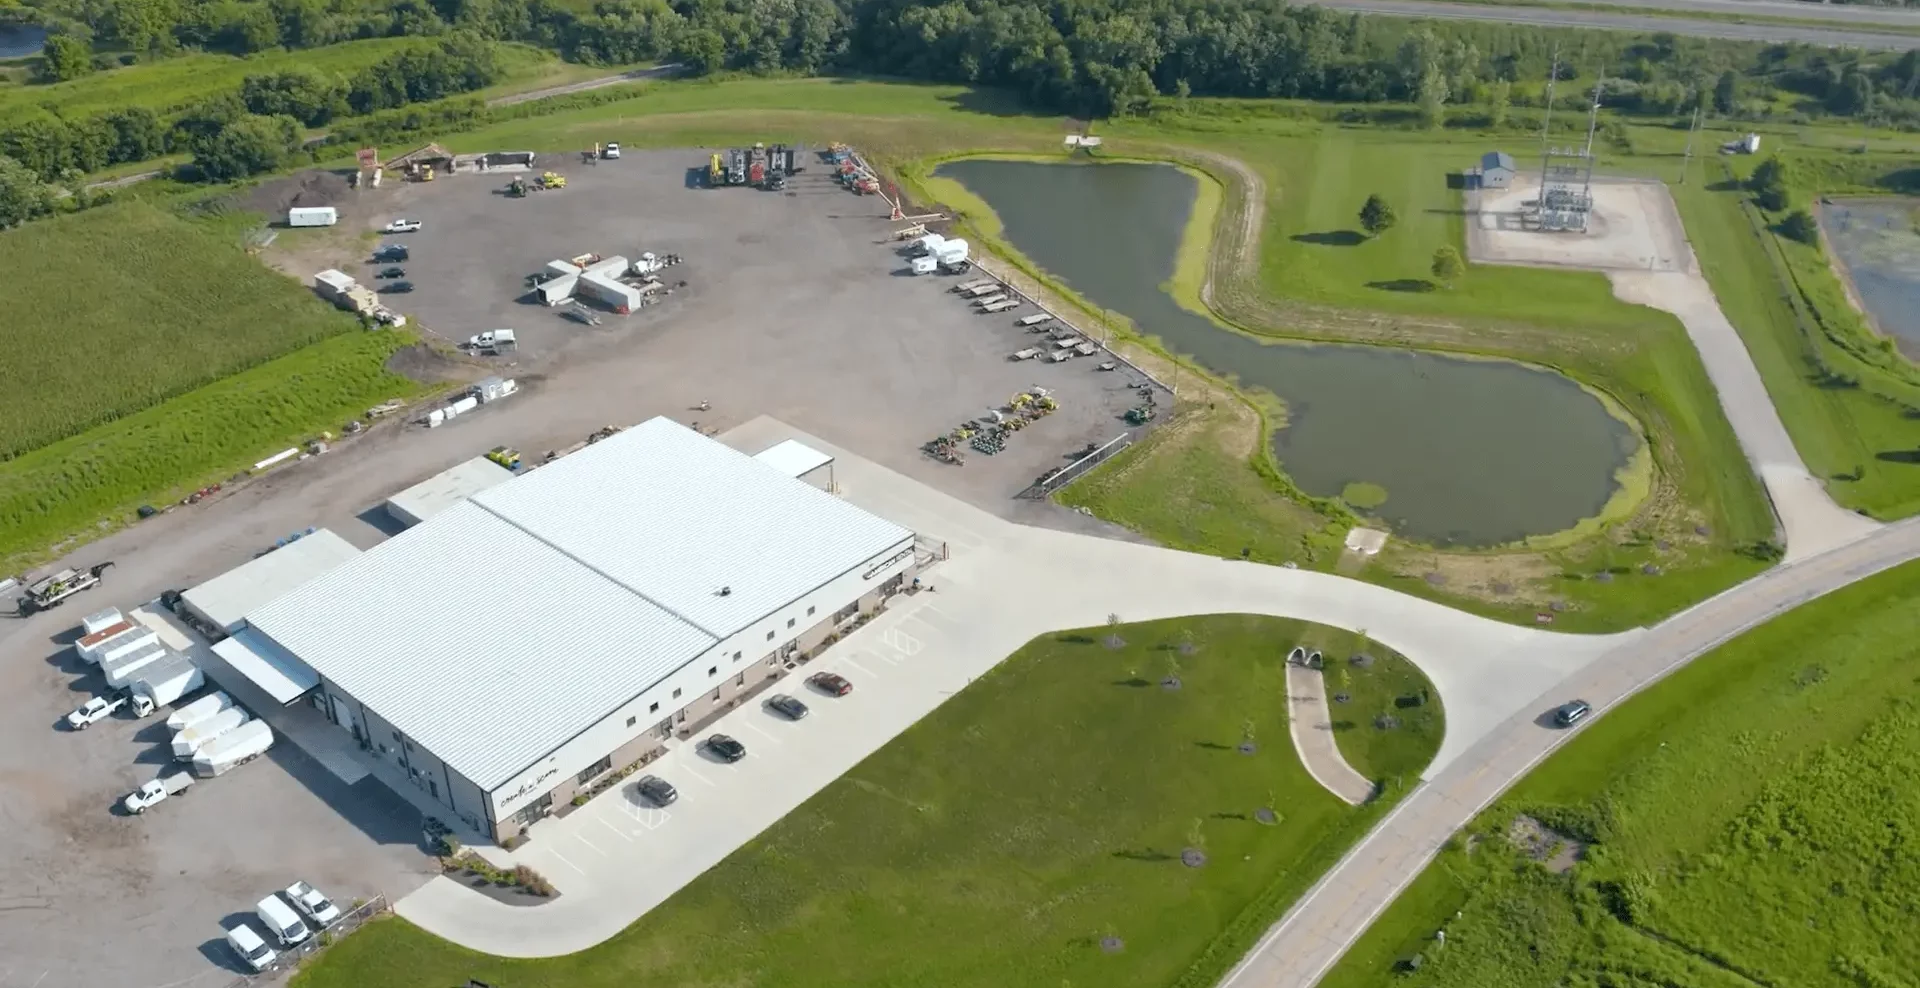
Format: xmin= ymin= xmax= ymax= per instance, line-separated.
xmin=618 ymin=601 xmax=839 ymax=732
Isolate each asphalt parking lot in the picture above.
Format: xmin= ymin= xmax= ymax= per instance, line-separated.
xmin=0 ymin=620 xmax=435 ymax=988
xmin=358 ymin=149 xmax=1147 ymax=521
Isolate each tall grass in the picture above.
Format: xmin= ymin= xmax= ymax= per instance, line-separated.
xmin=0 ymin=331 xmax=421 ymax=564
xmin=0 ymin=199 xmax=364 ymax=460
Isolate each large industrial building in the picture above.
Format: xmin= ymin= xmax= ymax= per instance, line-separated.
xmin=222 ymin=418 xmax=917 ymax=841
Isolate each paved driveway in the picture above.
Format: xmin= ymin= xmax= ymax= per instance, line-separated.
xmin=396 ymin=417 xmax=1627 ymax=956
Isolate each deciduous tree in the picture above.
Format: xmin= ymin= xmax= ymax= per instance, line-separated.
xmin=1359 ymin=194 xmax=1396 ymax=238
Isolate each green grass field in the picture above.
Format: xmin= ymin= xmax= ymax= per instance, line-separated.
xmin=0 ymin=329 xmax=421 ymax=564
xmin=1310 ymin=632 xmax=1445 ymax=786
xmin=0 ymin=199 xmax=366 ymax=459
xmin=1673 ymin=167 xmax=1920 ymax=522
xmin=1320 ymin=557 xmax=1920 ymax=988
xmin=294 ymin=616 xmax=1422 ymax=988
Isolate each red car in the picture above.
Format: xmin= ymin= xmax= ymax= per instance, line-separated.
xmin=808 ymin=672 xmax=853 ymax=697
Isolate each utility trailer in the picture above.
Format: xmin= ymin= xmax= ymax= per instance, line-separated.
xmin=1044 ymin=350 xmax=1073 ymax=363
xmin=173 ymin=707 xmax=252 ymax=761
xmin=971 ymin=294 xmax=1009 ymax=308
xmin=1017 ymin=314 xmax=1054 ymax=328
xmin=193 ymin=720 xmax=274 ymax=777
xmin=952 ymin=278 xmax=995 ymax=294
xmin=1010 ymin=347 xmax=1042 ymax=361
xmin=17 ymin=564 xmax=110 ymax=615
xmin=167 ymin=692 xmax=236 ymax=733
xmin=981 ymin=299 xmax=1022 ymax=314
xmin=963 ymin=283 xmax=1003 ymax=298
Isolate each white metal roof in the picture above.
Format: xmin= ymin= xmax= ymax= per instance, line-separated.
xmin=753 ymin=439 xmax=833 ymax=479
xmin=385 ymin=457 xmax=516 ymax=526
xmin=212 ymin=627 xmax=320 ymax=705
xmin=182 ymin=529 xmax=362 ymax=632
xmin=247 ymin=500 xmax=719 ymax=789
xmin=473 ymin=417 xmax=912 ymax=638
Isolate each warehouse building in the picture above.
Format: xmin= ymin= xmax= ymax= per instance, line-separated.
xmin=244 ymin=418 xmax=918 ymax=842
xmin=384 ymin=456 xmax=517 ymax=528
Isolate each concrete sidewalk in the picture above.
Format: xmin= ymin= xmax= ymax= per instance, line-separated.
xmin=396 ymin=417 xmax=1627 ymax=957
xmin=1285 ymin=664 xmax=1376 ymax=805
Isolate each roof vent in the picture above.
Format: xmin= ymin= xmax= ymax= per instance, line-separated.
xmin=716 ymin=586 xmax=732 ymax=597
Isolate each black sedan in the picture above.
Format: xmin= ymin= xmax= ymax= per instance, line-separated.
xmin=1552 ymin=699 xmax=1593 ymax=728
xmin=706 ymin=734 xmax=747 ymax=762
xmin=808 ymin=672 xmax=853 ymax=697
xmin=382 ymin=281 xmax=414 ymax=294
xmin=633 ymin=775 xmax=678 ymax=807
xmin=376 ymin=266 xmax=406 ymax=279
xmin=765 ymin=693 xmax=809 ymax=720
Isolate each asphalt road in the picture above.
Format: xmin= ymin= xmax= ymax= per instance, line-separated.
xmin=1299 ymin=0 xmax=1920 ymax=49
xmin=1221 ymin=513 xmax=1920 ymax=988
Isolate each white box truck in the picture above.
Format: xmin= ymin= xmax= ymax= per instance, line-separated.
xmin=130 ymin=655 xmax=205 ymax=717
xmin=256 ymin=893 xmax=311 ymax=946
xmin=102 ymin=642 xmax=170 ymax=689
xmin=166 ymin=691 xmax=236 ymax=732
xmin=192 ymin=720 xmax=273 ymax=777
xmin=288 ymin=206 xmax=338 ymax=227
xmin=172 ymin=706 xmax=251 ymax=760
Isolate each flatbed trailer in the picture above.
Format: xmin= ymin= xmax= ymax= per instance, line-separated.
xmin=971 ymin=294 xmax=1008 ymax=308
xmin=963 ymin=283 xmax=1003 ymax=298
xmin=981 ymin=299 xmax=1022 ymax=313
xmin=953 ymin=278 xmax=995 ymax=293
xmin=1017 ymin=314 xmax=1054 ymax=327
xmin=18 ymin=564 xmax=109 ymax=615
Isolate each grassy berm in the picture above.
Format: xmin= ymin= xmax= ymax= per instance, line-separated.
xmin=295 ymin=616 xmax=1434 ymax=988
xmin=1320 ymin=557 xmax=1920 ymax=988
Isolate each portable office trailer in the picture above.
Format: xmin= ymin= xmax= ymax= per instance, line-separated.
xmin=288 ymin=207 xmax=338 ymax=228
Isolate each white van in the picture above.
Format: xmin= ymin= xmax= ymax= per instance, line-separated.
xmin=224 ymin=921 xmax=278 ymax=971
xmin=256 ymin=893 xmax=312 ymax=946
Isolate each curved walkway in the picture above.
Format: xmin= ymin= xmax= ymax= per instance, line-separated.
xmin=1285 ymin=663 xmax=1376 ymax=805
xmin=1220 ymin=514 xmax=1920 ymax=988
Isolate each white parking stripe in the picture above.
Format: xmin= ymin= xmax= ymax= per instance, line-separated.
xmin=547 ymin=850 xmax=585 ymax=875
xmin=597 ymin=815 xmax=635 ymax=842
xmin=679 ymin=765 xmax=718 ymax=787
xmin=740 ymin=720 xmax=782 ymax=745
xmin=840 ymin=655 xmax=876 ymax=677
xmin=573 ymin=832 xmax=605 ymax=855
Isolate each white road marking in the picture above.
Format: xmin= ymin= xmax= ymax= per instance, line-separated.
xmin=740 ymin=720 xmax=782 ymax=745
xmin=840 ymin=655 xmax=876 ymax=677
xmin=547 ymin=850 xmax=585 ymax=875
xmin=882 ymin=627 xmax=922 ymax=656
xmin=597 ymin=815 xmax=635 ymax=842
xmin=679 ymin=765 xmax=717 ymax=788
xmin=573 ymin=832 xmax=605 ymax=856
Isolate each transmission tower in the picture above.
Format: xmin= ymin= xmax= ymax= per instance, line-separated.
xmin=1679 ymin=99 xmax=1703 ymax=186
xmin=1536 ymin=72 xmax=1602 ymax=233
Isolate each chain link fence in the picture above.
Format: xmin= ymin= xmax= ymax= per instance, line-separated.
xmin=1020 ymin=432 xmax=1134 ymax=500
xmin=220 ymin=894 xmax=391 ymax=987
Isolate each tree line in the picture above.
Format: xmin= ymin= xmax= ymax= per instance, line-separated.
xmin=5 ymin=0 xmax=1920 ymax=193
xmin=0 ymin=33 xmax=502 ymax=184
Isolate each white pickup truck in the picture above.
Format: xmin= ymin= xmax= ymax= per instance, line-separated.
xmin=284 ymin=880 xmax=342 ymax=926
xmin=466 ymin=329 xmax=516 ymax=353
xmin=66 ymin=691 xmax=128 ymax=730
xmin=383 ymin=218 xmax=422 ymax=233
xmin=123 ymin=772 xmax=194 ymax=813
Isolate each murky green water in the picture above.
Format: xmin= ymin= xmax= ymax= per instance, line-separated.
xmin=939 ymin=159 xmax=1634 ymax=546
xmin=1817 ymin=200 xmax=1920 ymax=357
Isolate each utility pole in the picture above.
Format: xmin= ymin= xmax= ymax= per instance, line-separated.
xmin=1582 ymin=71 xmax=1606 ymax=157
xmin=1541 ymin=45 xmax=1561 ymax=143
xmin=1679 ymin=100 xmax=1703 ymax=185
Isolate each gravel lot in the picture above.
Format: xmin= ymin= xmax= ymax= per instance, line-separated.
xmin=0 ymin=625 xmax=433 ymax=988
xmin=2 ymin=147 xmax=1150 ymax=987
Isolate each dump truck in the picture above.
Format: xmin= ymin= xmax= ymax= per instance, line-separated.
xmin=173 ymin=706 xmax=252 ymax=761
xmin=167 ymin=691 xmax=237 ymax=733
xmin=193 ymin=720 xmax=274 ymax=777
xmin=123 ymin=772 xmax=194 ymax=813
xmin=18 ymin=564 xmax=109 ymax=614
xmin=130 ymin=654 xmax=205 ymax=717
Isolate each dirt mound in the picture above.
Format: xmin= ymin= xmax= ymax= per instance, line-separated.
xmin=385 ymin=342 xmax=477 ymax=385
xmin=243 ymin=170 xmax=353 ymax=216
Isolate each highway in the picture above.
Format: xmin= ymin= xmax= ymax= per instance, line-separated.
xmin=1222 ymin=514 xmax=1920 ymax=987
xmin=1299 ymin=0 xmax=1920 ymax=49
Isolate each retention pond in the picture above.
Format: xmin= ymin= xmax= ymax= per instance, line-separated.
xmin=937 ymin=158 xmax=1635 ymax=546
xmin=1817 ymin=199 xmax=1920 ymax=359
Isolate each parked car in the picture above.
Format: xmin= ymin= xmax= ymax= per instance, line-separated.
xmin=373 ymin=244 xmax=408 ymax=262
xmin=383 ymin=219 xmax=422 ymax=233
xmin=706 ymin=734 xmax=747 ymax=763
xmin=634 ymin=774 xmax=678 ymax=807
xmin=1553 ymin=699 xmax=1593 ymax=728
xmin=808 ymin=672 xmax=853 ymax=697
xmin=602 ymin=142 xmax=621 ymax=159
xmin=284 ymin=880 xmax=342 ymax=927
xmin=66 ymin=689 xmax=129 ymax=730
xmin=765 ymin=693 xmax=809 ymax=720
xmin=376 ymin=266 xmax=405 ymax=278
xmin=224 ymin=921 xmax=277 ymax=972
xmin=382 ymin=281 xmax=414 ymax=294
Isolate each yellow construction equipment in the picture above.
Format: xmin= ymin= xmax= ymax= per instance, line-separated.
xmin=420 ymin=164 xmax=435 ymax=182
xmin=708 ymin=153 xmax=723 ymax=186
xmin=487 ymin=446 xmax=522 ymax=471
xmin=539 ymin=171 xmax=566 ymax=190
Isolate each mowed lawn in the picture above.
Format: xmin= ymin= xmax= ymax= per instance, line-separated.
xmin=1246 ymin=130 xmax=1644 ymax=332
xmin=294 ymin=616 xmax=1416 ymax=988
xmin=0 ymin=199 xmax=363 ymax=459
xmin=1320 ymin=557 xmax=1920 ymax=988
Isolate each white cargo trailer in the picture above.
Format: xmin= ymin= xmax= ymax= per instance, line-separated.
xmin=908 ymin=233 xmax=946 ymax=257
xmin=166 ymin=691 xmax=236 ymax=732
xmin=103 ymin=642 xmax=170 ymax=689
xmin=75 ymin=621 xmax=138 ymax=664
xmin=910 ymin=256 xmax=938 ymax=275
xmin=131 ymin=655 xmax=205 ymax=717
xmin=172 ymin=706 xmax=251 ymax=760
xmin=288 ymin=207 xmax=338 ymax=227
xmin=94 ymin=628 xmax=159 ymax=667
xmin=193 ymin=720 xmax=274 ymax=777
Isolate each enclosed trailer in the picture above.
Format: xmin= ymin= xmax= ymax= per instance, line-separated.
xmin=288 ymin=207 xmax=338 ymax=228
xmin=172 ymin=706 xmax=252 ymax=761
xmin=192 ymin=721 xmax=274 ymax=777
xmin=167 ymin=691 xmax=237 ymax=733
